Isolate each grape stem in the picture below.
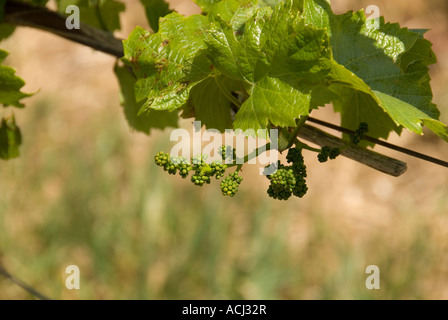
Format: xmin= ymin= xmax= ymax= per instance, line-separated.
xmin=226 ymin=142 xmax=272 ymax=167
xmin=3 ymin=0 xmax=124 ymax=57
xmin=287 ymin=116 xmax=308 ymax=149
xmin=0 ymin=260 xmax=51 ymax=300
xmin=297 ymin=124 xmax=407 ymax=177
xmin=306 ymin=117 xmax=448 ymax=169
xmin=294 ymin=139 xmax=321 ymax=153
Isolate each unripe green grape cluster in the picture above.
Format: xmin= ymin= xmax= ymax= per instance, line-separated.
xmin=154 ymin=147 xmax=241 ymax=196
xmin=154 ymin=123 xmax=369 ymax=201
xmin=191 ymin=171 xmax=211 ymax=186
xmin=154 ymin=151 xmax=189 ymax=175
xmin=317 ymin=122 xmax=369 ymax=163
xmin=351 ymin=122 xmax=369 ymax=145
xmin=219 ymin=145 xmax=236 ymax=162
xmin=267 ymin=167 xmax=297 ymax=200
xmin=266 ymin=148 xmax=308 ymax=201
xmin=210 ymin=161 xmax=227 ymax=179
xmin=317 ymin=146 xmax=341 ymax=163
xmin=220 ymin=172 xmax=243 ymax=197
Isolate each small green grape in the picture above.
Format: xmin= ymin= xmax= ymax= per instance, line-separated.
xmin=267 ymin=185 xmax=292 ymax=200
xmin=292 ymin=176 xmax=308 ymax=198
xmin=164 ymin=162 xmax=177 ymax=175
xmin=286 ymin=147 xmax=304 ymax=164
xmin=178 ymin=164 xmax=191 ymax=178
xmin=351 ymin=122 xmax=369 ymax=145
xmin=266 ymin=168 xmax=297 ymax=200
xmin=318 ymin=146 xmax=331 ymax=163
xmin=154 ymin=151 xmax=169 ymax=167
xmin=173 ymin=157 xmax=191 ymax=179
xmin=210 ymin=161 xmax=228 ymax=179
xmin=265 ymin=149 xmax=309 ymax=200
xmin=191 ymin=171 xmax=211 ymax=186
xmin=292 ymin=162 xmax=307 ymax=178
xmin=219 ymin=145 xmax=236 ymax=162
xmin=329 ymin=148 xmax=341 ymax=160
xmin=192 ymin=153 xmax=208 ymax=166
xmin=318 ymin=146 xmax=340 ymax=162
xmin=220 ymin=172 xmax=243 ymax=197
xmin=287 ymin=148 xmax=307 ymax=177
xmin=359 ymin=122 xmax=369 ymax=134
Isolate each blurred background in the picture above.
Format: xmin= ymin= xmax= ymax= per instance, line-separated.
xmin=1 ymin=0 xmax=448 ymax=299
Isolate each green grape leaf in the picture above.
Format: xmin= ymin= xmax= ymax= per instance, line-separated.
xmin=302 ymin=0 xmax=331 ymax=30
xmin=422 ymin=119 xmax=448 ymax=142
xmin=332 ymin=88 xmax=401 ymax=143
xmin=0 ymin=115 xmax=22 ymax=160
xmin=207 ymin=0 xmax=258 ymax=31
xmin=57 ymin=0 xmax=125 ymax=32
xmin=0 ymin=0 xmax=16 ymax=41
xmin=122 ymin=0 xmax=448 ymax=144
xmin=0 ymin=23 xmax=16 ymax=41
xmin=303 ymin=1 xmax=445 ymax=143
xmin=234 ymin=77 xmax=313 ymax=135
xmin=122 ymin=13 xmax=212 ymax=113
xmin=0 ymin=0 xmax=14 ymax=40
xmin=114 ymin=64 xmax=178 ymax=134
xmin=139 ymin=0 xmax=172 ymax=32
xmin=206 ymin=0 xmax=333 ymax=133
xmin=193 ymin=0 xmax=221 ymax=13
xmin=374 ymin=91 xmax=448 ymax=141
xmin=398 ymin=36 xmax=436 ymax=72
xmin=184 ymin=75 xmax=242 ymax=131
xmin=0 ymin=50 xmax=30 ymax=108
xmin=325 ymin=60 xmax=401 ymax=141
xmin=195 ymin=0 xmax=297 ymax=12
xmin=257 ymin=0 xmax=295 ymax=8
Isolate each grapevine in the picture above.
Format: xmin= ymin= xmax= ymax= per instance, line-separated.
xmin=118 ymin=0 xmax=448 ymax=201
xmin=153 ymin=124 xmax=370 ymax=200
xmin=1 ymin=0 xmax=448 ymax=201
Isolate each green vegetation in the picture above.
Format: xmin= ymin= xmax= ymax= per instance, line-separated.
xmin=0 ymin=99 xmax=447 ymax=299
xmin=1 ymin=0 xmax=448 ymax=300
